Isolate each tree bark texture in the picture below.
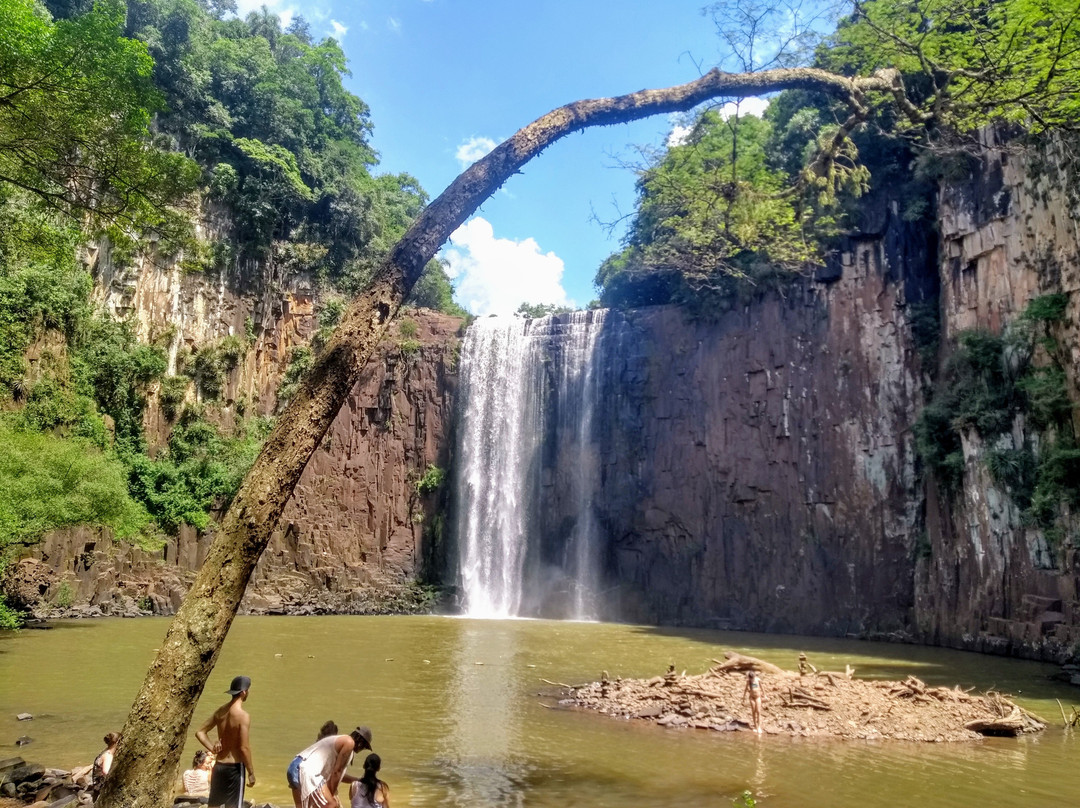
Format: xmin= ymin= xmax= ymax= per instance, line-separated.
xmin=97 ymin=65 xmax=906 ymax=808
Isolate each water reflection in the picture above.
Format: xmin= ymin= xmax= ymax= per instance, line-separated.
xmin=437 ymin=619 xmax=527 ymax=806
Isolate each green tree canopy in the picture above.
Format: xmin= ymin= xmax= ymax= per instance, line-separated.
xmin=0 ymin=0 xmax=198 ymax=221
xmin=597 ymin=0 xmax=1080 ymax=310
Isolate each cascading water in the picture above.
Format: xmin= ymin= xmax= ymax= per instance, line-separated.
xmin=453 ymin=310 xmax=608 ymax=619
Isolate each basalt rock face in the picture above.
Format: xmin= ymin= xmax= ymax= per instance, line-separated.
xmin=917 ymin=134 xmax=1080 ymax=658
xmin=519 ymin=138 xmax=1080 ymax=659
xmin=24 ymin=222 xmax=463 ymax=616
xmin=529 ymin=198 xmax=934 ymax=635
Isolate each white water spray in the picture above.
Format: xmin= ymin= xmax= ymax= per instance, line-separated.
xmin=454 ymin=311 xmax=607 ymax=619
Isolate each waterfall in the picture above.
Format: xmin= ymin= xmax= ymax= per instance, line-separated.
xmin=454 ymin=310 xmax=608 ymax=619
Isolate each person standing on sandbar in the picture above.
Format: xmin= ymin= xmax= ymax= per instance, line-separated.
xmin=196 ymin=675 xmax=257 ymax=808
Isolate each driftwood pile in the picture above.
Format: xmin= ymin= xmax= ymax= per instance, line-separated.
xmin=561 ymin=651 xmax=1047 ymax=742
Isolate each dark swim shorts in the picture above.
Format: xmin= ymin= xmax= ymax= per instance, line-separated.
xmin=207 ymin=761 xmax=245 ymax=808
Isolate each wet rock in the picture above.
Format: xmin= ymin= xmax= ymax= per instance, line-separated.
xmin=16 ymin=714 xmax=32 ymax=721
xmin=15 ymin=737 xmax=34 ymax=747
xmin=0 ymin=757 xmax=25 ymax=774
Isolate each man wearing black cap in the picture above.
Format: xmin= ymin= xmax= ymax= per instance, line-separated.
xmin=196 ymin=675 xmax=256 ymax=808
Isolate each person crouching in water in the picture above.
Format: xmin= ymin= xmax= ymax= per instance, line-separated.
xmin=288 ymin=726 xmax=372 ymax=808
xmin=349 ymin=753 xmax=389 ymax=808
xmin=743 ymin=670 xmax=764 ymax=734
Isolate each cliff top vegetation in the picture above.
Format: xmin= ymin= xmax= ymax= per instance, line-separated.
xmin=595 ymin=0 xmax=1080 ymax=310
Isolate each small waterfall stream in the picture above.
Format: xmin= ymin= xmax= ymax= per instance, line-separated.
xmin=453 ymin=310 xmax=608 ymax=619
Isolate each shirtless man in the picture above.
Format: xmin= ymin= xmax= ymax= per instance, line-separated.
xmin=196 ymin=675 xmax=257 ymax=808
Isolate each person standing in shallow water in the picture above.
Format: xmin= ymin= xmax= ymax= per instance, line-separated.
xmin=743 ymin=670 xmax=764 ymax=734
xmin=196 ymin=675 xmax=256 ymax=808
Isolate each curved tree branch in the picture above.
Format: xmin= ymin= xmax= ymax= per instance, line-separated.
xmin=97 ymin=64 xmax=915 ymax=808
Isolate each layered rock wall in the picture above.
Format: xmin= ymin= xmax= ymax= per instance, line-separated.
xmin=917 ymin=134 xmax=1080 ymax=656
xmin=23 ymin=225 xmax=463 ymax=615
xmin=522 ymin=138 xmax=1080 ymax=659
xmin=531 ymin=205 xmax=933 ymax=634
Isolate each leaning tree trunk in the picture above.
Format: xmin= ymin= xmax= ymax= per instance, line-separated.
xmin=97 ymin=65 xmax=902 ymax=808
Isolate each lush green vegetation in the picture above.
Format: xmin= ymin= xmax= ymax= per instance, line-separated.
xmin=914 ymin=295 xmax=1078 ymax=546
xmin=0 ymin=0 xmax=199 ymax=222
xmin=594 ymin=91 xmax=907 ymax=309
xmin=415 ymin=464 xmax=446 ymax=496
xmin=0 ymin=0 xmax=469 ymax=622
xmin=515 ymin=302 xmax=575 ymax=319
xmin=596 ymin=0 xmax=1080 ymax=310
xmin=127 ymin=409 xmax=273 ymax=532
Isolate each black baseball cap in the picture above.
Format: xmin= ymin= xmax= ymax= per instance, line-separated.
xmin=226 ymin=675 xmax=251 ymax=696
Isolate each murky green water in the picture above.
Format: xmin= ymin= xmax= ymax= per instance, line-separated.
xmin=3 ymin=616 xmax=1079 ymax=807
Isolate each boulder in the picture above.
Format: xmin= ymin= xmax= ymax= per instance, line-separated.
xmin=8 ymin=763 xmax=45 ymax=783
xmin=0 ymin=757 xmax=25 ymax=774
xmin=2 ymin=559 xmax=55 ymax=612
xmin=48 ymin=793 xmax=78 ymax=808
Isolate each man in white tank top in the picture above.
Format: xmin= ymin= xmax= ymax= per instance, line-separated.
xmin=288 ymin=726 xmax=372 ymax=808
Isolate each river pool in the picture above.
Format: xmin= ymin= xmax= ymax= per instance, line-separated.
xmin=2 ymin=616 xmax=1079 ymax=807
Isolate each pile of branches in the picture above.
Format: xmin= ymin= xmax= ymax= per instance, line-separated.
xmin=557 ymin=651 xmax=1048 ymax=742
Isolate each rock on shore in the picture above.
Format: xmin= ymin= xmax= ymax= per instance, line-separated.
xmin=563 ymin=651 xmax=1048 ymax=742
xmin=0 ymin=757 xmax=284 ymax=808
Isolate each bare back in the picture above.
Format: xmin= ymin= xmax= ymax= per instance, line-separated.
xmin=197 ymin=698 xmax=250 ymax=763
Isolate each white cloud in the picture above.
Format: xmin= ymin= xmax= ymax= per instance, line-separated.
xmin=359 ymin=20 xmax=369 ymax=30
xmin=666 ymin=97 xmax=770 ymax=148
xmin=387 ymin=16 xmax=401 ymax=32
xmin=441 ymin=218 xmax=572 ymax=316
xmin=455 ymin=136 xmax=497 ymax=169
xmin=667 ymin=124 xmax=693 ymax=148
xmin=329 ymin=19 xmax=347 ymax=39
xmin=717 ymin=96 xmax=770 ymax=119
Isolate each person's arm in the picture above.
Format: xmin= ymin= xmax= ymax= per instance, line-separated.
xmin=326 ymin=736 xmax=353 ymax=795
xmin=238 ymin=713 xmax=256 ymax=787
xmin=195 ymin=712 xmax=218 ymax=754
xmin=101 ymin=750 xmax=114 ymax=776
xmin=378 ymin=782 xmax=390 ymax=808
xmin=342 ymin=773 xmax=358 ymax=784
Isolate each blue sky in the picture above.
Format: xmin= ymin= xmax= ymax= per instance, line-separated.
xmin=239 ymin=0 xmax=770 ymax=313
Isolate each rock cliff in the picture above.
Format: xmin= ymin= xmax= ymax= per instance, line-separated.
xmin=525 ymin=204 xmax=932 ymax=635
xmin=23 ymin=225 xmax=463 ymax=616
xmin=507 ymin=135 xmax=1080 ymax=660
xmin=19 ymin=136 xmax=1080 ymax=663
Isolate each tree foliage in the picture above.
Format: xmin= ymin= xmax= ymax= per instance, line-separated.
xmin=597 ymin=0 xmax=1080 ymax=310
xmin=826 ymin=0 xmax=1080 ymax=135
xmin=0 ymin=0 xmax=199 ymax=220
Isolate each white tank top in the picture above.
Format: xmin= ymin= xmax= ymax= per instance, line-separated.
xmin=298 ymin=736 xmax=353 ymax=787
